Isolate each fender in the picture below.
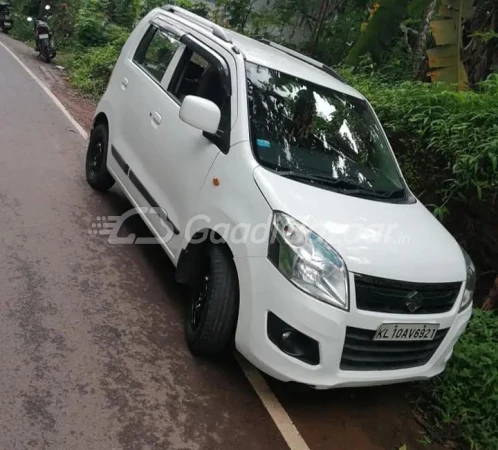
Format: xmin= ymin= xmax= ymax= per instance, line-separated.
xmin=176 ymin=142 xmax=273 ymax=262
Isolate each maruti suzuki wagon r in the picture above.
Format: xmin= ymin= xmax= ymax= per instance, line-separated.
xmin=85 ymin=5 xmax=475 ymax=389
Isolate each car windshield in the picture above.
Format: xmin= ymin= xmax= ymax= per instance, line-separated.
xmin=246 ymin=62 xmax=406 ymax=199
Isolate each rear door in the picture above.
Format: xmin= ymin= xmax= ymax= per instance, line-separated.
xmin=107 ymin=16 xmax=187 ymax=251
xmin=110 ymin=17 xmax=184 ymax=183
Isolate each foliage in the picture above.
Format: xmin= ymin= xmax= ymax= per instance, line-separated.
xmin=311 ymin=4 xmax=366 ymax=65
xmin=214 ymin=0 xmax=257 ymax=31
xmin=141 ymin=0 xmax=210 ymax=18
xmin=345 ymin=0 xmax=411 ymax=65
xmin=65 ymin=43 xmax=122 ymax=97
xmin=415 ymin=309 xmax=498 ymax=450
xmin=107 ymin=0 xmax=141 ymax=30
xmin=74 ymin=0 xmax=108 ymax=47
xmin=9 ymin=10 xmax=36 ymax=43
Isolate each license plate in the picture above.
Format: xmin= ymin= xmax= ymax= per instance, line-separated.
xmin=374 ymin=323 xmax=439 ymax=341
xmin=38 ymin=34 xmax=49 ymax=39
xmin=4 ymin=22 xmax=11 ymax=25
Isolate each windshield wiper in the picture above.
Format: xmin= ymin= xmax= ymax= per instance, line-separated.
xmin=276 ymin=171 xmax=405 ymax=199
xmin=275 ymin=171 xmax=355 ymax=187
xmin=375 ymin=188 xmax=406 ymax=199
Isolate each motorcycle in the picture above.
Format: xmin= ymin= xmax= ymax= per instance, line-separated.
xmin=0 ymin=1 xmax=13 ymax=33
xmin=27 ymin=5 xmax=56 ymax=63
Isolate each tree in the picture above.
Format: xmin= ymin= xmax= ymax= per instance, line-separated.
xmin=107 ymin=0 xmax=140 ymax=29
xmin=345 ymin=0 xmax=411 ymax=65
xmin=427 ymin=0 xmax=474 ymax=90
xmin=482 ymin=276 xmax=498 ymax=310
xmin=412 ymin=0 xmax=437 ymax=79
xmin=39 ymin=0 xmax=49 ymax=17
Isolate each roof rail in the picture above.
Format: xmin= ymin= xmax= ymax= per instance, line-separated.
xmin=259 ymin=40 xmax=346 ymax=83
xmin=162 ymin=5 xmax=232 ymax=44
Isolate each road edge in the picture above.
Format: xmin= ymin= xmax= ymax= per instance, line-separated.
xmin=0 ymin=40 xmax=89 ymax=140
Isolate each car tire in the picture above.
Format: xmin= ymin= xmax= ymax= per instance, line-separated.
xmin=185 ymin=243 xmax=239 ymax=358
xmin=86 ymin=124 xmax=115 ymax=191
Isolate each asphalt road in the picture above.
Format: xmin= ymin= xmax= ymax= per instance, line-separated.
xmin=0 ymin=41 xmax=289 ymax=450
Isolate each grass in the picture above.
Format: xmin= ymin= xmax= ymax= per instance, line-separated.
xmin=415 ymin=309 xmax=498 ymax=450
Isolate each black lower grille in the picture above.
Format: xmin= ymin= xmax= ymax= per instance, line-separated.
xmin=340 ymin=327 xmax=448 ymax=371
xmin=355 ymin=274 xmax=462 ymax=314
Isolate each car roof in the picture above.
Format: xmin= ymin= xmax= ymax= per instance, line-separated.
xmin=227 ymin=31 xmax=363 ymax=99
xmin=159 ymin=7 xmax=363 ymax=100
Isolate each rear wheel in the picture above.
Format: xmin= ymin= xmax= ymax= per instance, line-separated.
xmin=185 ymin=244 xmax=239 ymax=358
xmin=86 ymin=124 xmax=115 ymax=191
xmin=41 ymin=41 xmax=51 ymax=63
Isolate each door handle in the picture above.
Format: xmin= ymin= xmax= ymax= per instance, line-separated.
xmin=121 ymin=77 xmax=129 ymax=90
xmin=150 ymin=111 xmax=162 ymax=126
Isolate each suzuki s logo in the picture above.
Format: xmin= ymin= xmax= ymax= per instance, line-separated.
xmin=405 ymin=291 xmax=424 ymax=313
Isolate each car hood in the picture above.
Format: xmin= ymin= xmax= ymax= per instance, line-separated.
xmin=254 ymin=167 xmax=465 ymax=283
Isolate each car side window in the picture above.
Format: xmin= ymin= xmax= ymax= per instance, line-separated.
xmin=133 ymin=25 xmax=181 ymax=83
xmin=168 ymin=47 xmax=231 ymax=147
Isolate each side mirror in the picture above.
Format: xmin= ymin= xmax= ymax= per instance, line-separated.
xmin=45 ymin=5 xmax=51 ymax=10
xmin=179 ymin=96 xmax=221 ymax=134
xmin=27 ymin=16 xmax=33 ymax=22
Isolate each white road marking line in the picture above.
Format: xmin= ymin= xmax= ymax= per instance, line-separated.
xmin=0 ymin=40 xmax=89 ymax=140
xmin=236 ymin=354 xmax=311 ymax=450
xmin=1 ymin=37 xmax=310 ymax=450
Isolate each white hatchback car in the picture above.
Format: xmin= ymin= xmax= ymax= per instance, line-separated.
xmin=86 ymin=5 xmax=474 ymax=389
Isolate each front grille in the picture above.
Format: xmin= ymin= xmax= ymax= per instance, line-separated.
xmin=355 ymin=274 xmax=462 ymax=314
xmin=340 ymin=327 xmax=448 ymax=371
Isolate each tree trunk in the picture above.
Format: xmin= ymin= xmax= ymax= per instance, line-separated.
xmin=482 ymin=276 xmax=498 ymax=311
xmin=39 ymin=0 xmax=50 ymax=17
xmin=312 ymin=0 xmax=330 ymax=47
xmin=413 ymin=0 xmax=437 ymax=79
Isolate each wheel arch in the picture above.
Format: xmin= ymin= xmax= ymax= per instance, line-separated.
xmin=176 ymin=229 xmax=236 ymax=285
xmin=92 ymin=112 xmax=109 ymax=133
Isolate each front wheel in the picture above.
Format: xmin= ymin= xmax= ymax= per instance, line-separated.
xmin=86 ymin=124 xmax=115 ymax=191
xmin=185 ymin=244 xmax=239 ymax=358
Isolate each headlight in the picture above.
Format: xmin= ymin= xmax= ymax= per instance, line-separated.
xmin=268 ymin=212 xmax=349 ymax=310
xmin=460 ymin=248 xmax=476 ymax=312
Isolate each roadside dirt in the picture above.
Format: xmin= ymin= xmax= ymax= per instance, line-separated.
xmin=0 ymin=33 xmax=449 ymax=450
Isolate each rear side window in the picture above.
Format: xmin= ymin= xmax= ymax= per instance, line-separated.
xmin=133 ymin=26 xmax=181 ymax=83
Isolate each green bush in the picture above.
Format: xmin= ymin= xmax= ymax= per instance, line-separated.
xmin=416 ymin=309 xmax=498 ymax=450
xmin=66 ymin=44 xmax=122 ymax=97
xmin=74 ymin=0 xmax=108 ymax=47
xmin=9 ymin=12 xmax=35 ymax=44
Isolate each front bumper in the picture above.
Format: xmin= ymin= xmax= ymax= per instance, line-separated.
xmin=234 ymin=257 xmax=472 ymax=389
